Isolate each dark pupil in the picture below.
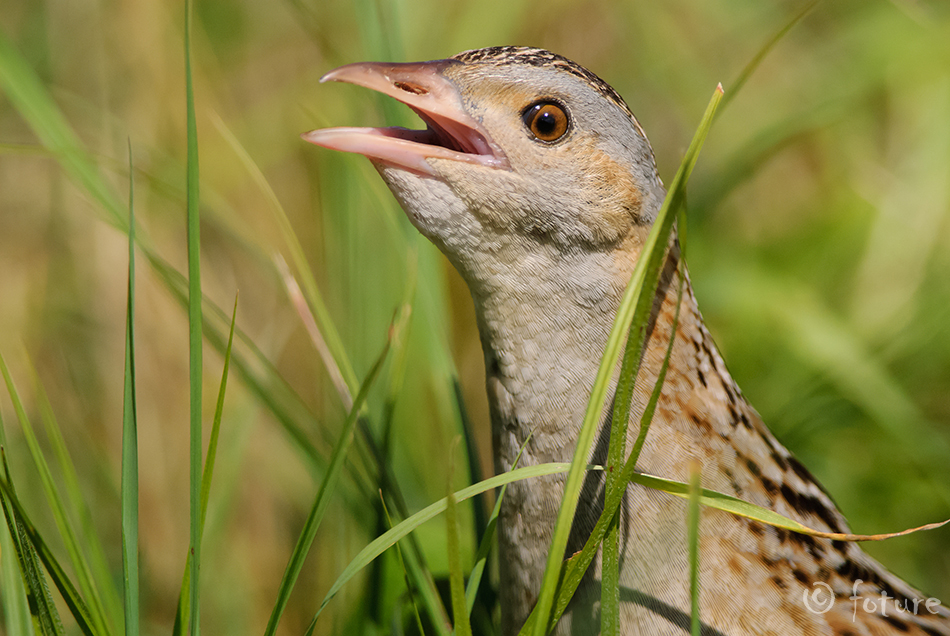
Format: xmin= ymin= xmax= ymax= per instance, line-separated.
xmin=535 ymin=110 xmax=557 ymax=135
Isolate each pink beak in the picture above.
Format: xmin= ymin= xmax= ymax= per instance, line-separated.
xmin=302 ymin=60 xmax=509 ymax=176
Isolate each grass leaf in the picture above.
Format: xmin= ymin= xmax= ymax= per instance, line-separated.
xmin=445 ymin=438 xmax=471 ymax=636
xmin=380 ymin=495 xmax=427 ymax=636
xmin=0 ymin=495 xmax=32 ymax=636
xmin=627 ymin=471 xmax=950 ymax=542
xmin=121 ymin=138 xmax=140 ymax=636
xmin=0 ymin=355 xmax=98 ymax=636
xmin=1 ymin=13 xmax=344 ymax=507
xmin=0 ymin=461 xmax=92 ymax=636
xmin=519 ymin=263 xmax=687 ymax=635
xmin=0 ymin=31 xmax=125 ymax=229
xmin=528 ymin=83 xmax=723 ymax=636
xmin=28 ymin=362 xmax=123 ymax=633
xmin=212 ymin=113 xmax=359 ymax=400
xmin=721 ymin=0 xmax=820 ymax=111
xmin=173 ymin=294 xmax=238 ymax=636
xmin=0 ymin=493 xmax=64 ymax=636
xmin=184 ymin=0 xmax=203 ymax=632
xmin=266 ymin=325 xmax=394 ymax=636
xmin=0 ymin=389 xmax=32 ymax=636
xmin=310 ymin=462 xmax=577 ymax=626
xmin=463 ymin=431 xmax=533 ymax=616
xmin=687 ymin=462 xmax=701 ymax=636
xmin=0 ymin=349 xmax=114 ymax=636
xmin=369 ymin=508 xmax=452 ymax=636
xmin=201 ymin=294 xmax=237 ymax=532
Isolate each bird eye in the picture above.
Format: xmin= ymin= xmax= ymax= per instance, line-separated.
xmin=522 ymin=101 xmax=569 ymax=142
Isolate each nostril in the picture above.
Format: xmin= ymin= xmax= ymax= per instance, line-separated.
xmin=394 ymin=81 xmax=428 ymax=95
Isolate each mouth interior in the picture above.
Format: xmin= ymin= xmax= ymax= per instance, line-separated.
xmin=384 ymin=106 xmax=496 ymax=158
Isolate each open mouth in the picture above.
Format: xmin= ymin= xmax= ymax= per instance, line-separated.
xmin=302 ymin=60 xmax=509 ymax=175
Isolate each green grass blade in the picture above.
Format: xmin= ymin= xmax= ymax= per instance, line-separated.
xmin=380 ymin=496 xmax=426 ymax=636
xmin=721 ymin=0 xmax=820 ymax=111
xmin=29 ymin=363 xmax=123 ymax=632
xmin=0 ymin=27 xmax=330 ymax=484
xmin=0 ymin=31 xmax=125 ymax=230
xmin=0 ymin=469 xmax=92 ymax=636
xmin=201 ymin=293 xmax=237 ymax=531
xmin=364 ymin=500 xmax=450 ymax=635
xmin=463 ymin=486 xmax=500 ymax=616
xmin=359 ymin=307 xmax=453 ymax=636
xmin=379 ymin=256 xmax=418 ymax=472
xmin=687 ymin=462 xmax=701 ymax=636
xmin=0 ymin=349 xmax=112 ymax=636
xmin=322 ymin=290 xmax=454 ymax=634
xmin=462 ymin=432 xmax=535 ymax=617
xmin=2 ymin=21 xmax=336 ymax=494
xmin=360 ymin=504 xmax=450 ymax=636
xmin=603 ymin=205 xmax=689 ymax=632
xmin=349 ymin=299 xmax=453 ymax=634
xmin=1 ymin=497 xmax=64 ymax=636
xmin=600 ymin=501 xmax=620 ymax=633
xmin=121 ymin=139 xmax=140 ymax=636
xmin=309 ymin=462 xmax=576 ymax=626
xmin=600 ymin=264 xmax=654 ymax=636
xmin=0 ymin=414 xmax=40 ymax=636
xmin=528 ymin=84 xmax=723 ymax=636
xmin=146 ymin=252 xmax=326 ymax=466
xmin=212 ymin=114 xmax=359 ymax=398
xmin=265 ymin=330 xmax=393 ymax=636
xmin=281 ymin=259 xmax=430 ymax=539
xmin=462 ymin=430 xmax=533 ymax=619
xmin=183 ymin=0 xmax=202 ymax=632
xmin=0 ymin=384 xmax=66 ymax=636
xmin=0 ymin=495 xmax=33 ymax=636
xmin=600 ymin=186 xmax=689 ymax=636
xmin=600 ymin=155 xmax=681 ymax=636
xmin=444 ymin=439 xmax=471 ymax=636
xmin=519 ymin=269 xmax=687 ymax=635
xmin=173 ymin=295 xmax=238 ymax=636
xmin=451 ymin=381 xmax=489 ymax=560
xmin=627 ymin=471 xmax=949 ymax=541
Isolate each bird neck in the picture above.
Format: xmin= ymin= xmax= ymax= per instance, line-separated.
xmin=461 ymin=226 xmax=693 ymax=470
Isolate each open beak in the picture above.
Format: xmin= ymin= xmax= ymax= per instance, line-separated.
xmin=302 ymin=60 xmax=509 ymax=175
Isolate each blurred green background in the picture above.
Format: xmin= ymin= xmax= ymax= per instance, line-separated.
xmin=1 ymin=0 xmax=948 ymax=633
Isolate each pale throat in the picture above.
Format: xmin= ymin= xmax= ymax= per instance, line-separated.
xmin=462 ymin=234 xmax=645 ymax=467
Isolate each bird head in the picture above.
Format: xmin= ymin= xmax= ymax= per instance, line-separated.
xmin=304 ymin=46 xmax=665 ymax=282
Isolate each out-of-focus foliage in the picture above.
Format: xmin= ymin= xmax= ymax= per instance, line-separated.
xmin=0 ymin=0 xmax=947 ymax=633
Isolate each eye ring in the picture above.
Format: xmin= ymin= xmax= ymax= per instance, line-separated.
xmin=522 ymin=100 xmax=570 ymax=143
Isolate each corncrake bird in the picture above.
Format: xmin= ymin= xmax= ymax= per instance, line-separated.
xmin=304 ymin=46 xmax=949 ymax=636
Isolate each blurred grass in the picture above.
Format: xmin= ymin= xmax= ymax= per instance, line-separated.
xmin=0 ymin=0 xmax=949 ymax=633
